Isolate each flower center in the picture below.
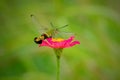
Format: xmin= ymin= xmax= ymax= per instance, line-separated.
xmin=52 ymin=38 xmax=64 ymax=42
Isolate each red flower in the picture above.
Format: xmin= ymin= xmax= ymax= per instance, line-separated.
xmin=39 ymin=36 xmax=80 ymax=48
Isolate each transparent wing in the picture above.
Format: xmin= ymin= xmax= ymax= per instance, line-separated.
xmin=56 ymin=24 xmax=68 ymax=30
xmin=56 ymin=25 xmax=80 ymax=39
xmin=30 ymin=14 xmax=49 ymax=34
xmin=54 ymin=27 xmax=80 ymax=39
xmin=58 ymin=31 xmax=75 ymax=38
xmin=49 ymin=24 xmax=69 ymax=38
xmin=59 ymin=31 xmax=80 ymax=40
xmin=52 ymin=29 xmax=75 ymax=38
xmin=55 ymin=25 xmax=73 ymax=38
xmin=50 ymin=22 xmax=55 ymax=29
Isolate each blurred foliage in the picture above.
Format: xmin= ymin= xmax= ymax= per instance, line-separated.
xmin=0 ymin=0 xmax=120 ymax=80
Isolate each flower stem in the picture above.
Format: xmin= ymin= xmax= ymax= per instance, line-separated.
xmin=54 ymin=48 xmax=63 ymax=80
xmin=57 ymin=56 xmax=60 ymax=80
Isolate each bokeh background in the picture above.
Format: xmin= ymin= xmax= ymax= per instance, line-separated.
xmin=0 ymin=0 xmax=120 ymax=80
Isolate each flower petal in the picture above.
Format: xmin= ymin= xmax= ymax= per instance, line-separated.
xmin=46 ymin=38 xmax=53 ymax=45
xmin=39 ymin=40 xmax=51 ymax=47
xmin=70 ymin=41 xmax=80 ymax=47
xmin=65 ymin=36 xmax=74 ymax=43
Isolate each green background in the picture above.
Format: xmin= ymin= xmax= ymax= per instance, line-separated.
xmin=0 ymin=0 xmax=120 ymax=80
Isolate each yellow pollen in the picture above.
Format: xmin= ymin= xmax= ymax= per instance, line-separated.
xmin=52 ymin=38 xmax=64 ymax=42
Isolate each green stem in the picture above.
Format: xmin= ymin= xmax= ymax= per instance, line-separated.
xmin=54 ymin=48 xmax=62 ymax=80
xmin=57 ymin=56 xmax=60 ymax=80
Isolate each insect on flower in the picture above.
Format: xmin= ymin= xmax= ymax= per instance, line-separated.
xmin=31 ymin=14 xmax=70 ymax=44
xmin=39 ymin=36 xmax=80 ymax=49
